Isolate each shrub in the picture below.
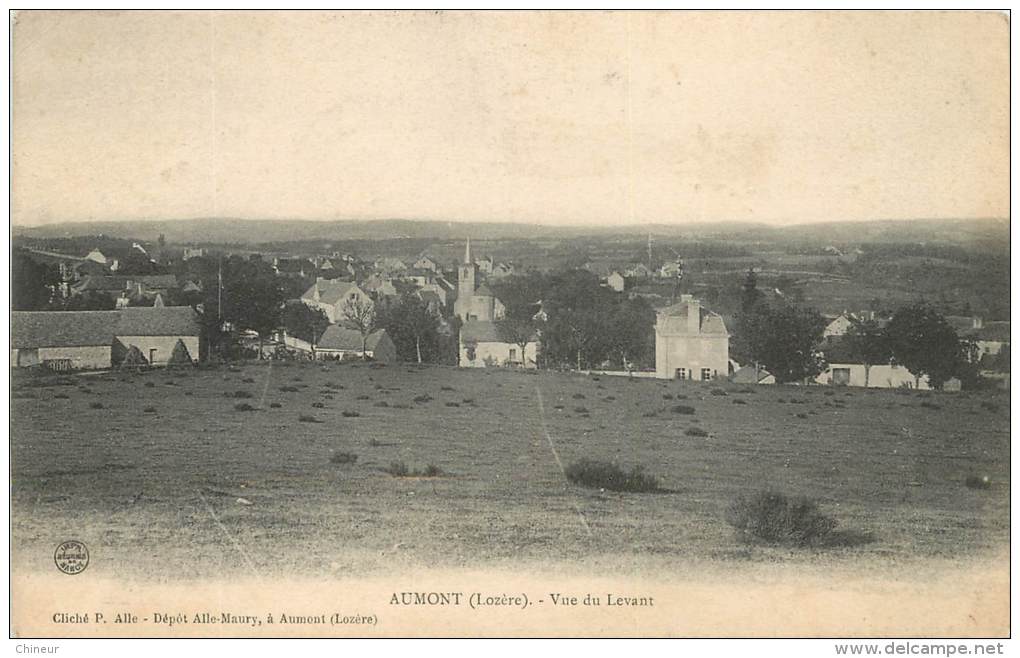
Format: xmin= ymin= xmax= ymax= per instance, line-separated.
xmin=462 ymin=398 xmax=475 ymax=405
xmin=242 ymin=377 xmax=256 ymax=384
xmin=564 ymin=459 xmax=660 ymax=493
xmin=269 ymin=402 xmax=282 ymax=408
xmin=233 ymin=390 xmax=253 ymax=399
xmin=572 ymin=393 xmax=586 ymax=399
xmin=144 ymin=382 xmax=155 ymax=388
xmin=920 ymin=401 xmax=942 ymax=410
xmin=143 ymin=406 xmax=156 ymax=413
xmin=413 ymin=394 xmax=433 ymax=403
xmin=356 ymin=394 xmax=370 ymax=400
xmin=445 ymin=401 xmax=460 ymax=407
xmin=311 ymin=402 xmax=325 ymax=408
xmin=685 ymin=427 xmax=709 ymax=437
xmin=965 ymin=475 xmax=991 ymax=490
xmin=298 ymin=414 xmax=320 ymax=423
xmin=604 ymin=395 xmax=616 ymax=401
xmin=732 ymin=399 xmax=747 ymax=405
xmin=279 ymin=386 xmax=299 ymax=393
xmin=374 ymin=400 xmax=389 ymax=408
xmin=823 ymin=390 xmax=835 ymax=396
xmin=90 ymin=402 xmax=104 ymax=409
xmin=441 ymin=386 xmax=455 ymax=391
xmin=711 ymin=388 xmax=728 ymax=396
xmin=234 ymin=403 xmax=255 ymax=412
xmin=384 ymin=461 xmax=410 ymax=477
xmin=796 ymin=413 xmax=808 ymax=419
xmin=341 ymin=410 xmax=361 ymax=418
xmin=422 ymin=463 xmax=443 ymax=477
xmin=53 ymin=393 xmax=70 ymax=400
xmin=574 ymin=406 xmax=589 ymax=414
xmin=725 ymin=491 xmax=837 ymax=546
xmin=330 ymin=452 xmax=358 ymax=465
xmin=671 ymin=405 xmax=695 ymax=415
xmin=662 ymin=393 xmax=673 ymax=400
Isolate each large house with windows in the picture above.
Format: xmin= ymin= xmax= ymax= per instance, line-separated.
xmin=299 ymin=278 xmax=372 ymax=324
xmin=654 ymin=294 xmax=729 ymax=380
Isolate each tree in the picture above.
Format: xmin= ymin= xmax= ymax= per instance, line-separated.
xmin=604 ymin=297 xmax=656 ymax=369
xmin=885 ymin=303 xmax=967 ymax=389
xmin=496 ymin=313 xmax=536 ymax=367
xmin=340 ymin=296 xmax=376 ymax=359
xmin=216 ymin=257 xmax=287 ymax=356
xmin=843 ymin=317 xmax=893 ymax=387
xmin=281 ymin=302 xmax=330 ymax=347
xmin=740 ymin=267 xmax=763 ymax=313
xmin=12 ymin=250 xmax=59 ymax=310
xmin=376 ymin=293 xmax=442 ymax=363
xmin=739 ymin=300 xmax=827 ymax=383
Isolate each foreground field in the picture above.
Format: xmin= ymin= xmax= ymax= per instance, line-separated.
xmin=10 ymin=362 xmax=1010 ymax=580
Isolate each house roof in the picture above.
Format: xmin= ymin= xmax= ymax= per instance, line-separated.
xmin=977 ymin=321 xmax=1010 ymax=343
xmin=301 ymin=280 xmax=360 ymax=305
xmin=316 ymin=326 xmax=389 ymax=351
xmin=11 ymin=307 xmax=200 ymax=349
xmin=73 ymin=274 xmax=178 ymax=292
xmin=730 ymin=366 xmax=773 ymax=384
xmin=657 ymin=300 xmax=728 ymax=335
xmin=460 ymin=320 xmax=537 ymax=344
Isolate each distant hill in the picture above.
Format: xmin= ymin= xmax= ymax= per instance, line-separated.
xmin=11 ymin=216 xmax=1008 ymax=247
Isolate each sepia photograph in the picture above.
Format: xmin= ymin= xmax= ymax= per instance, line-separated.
xmin=6 ymin=8 xmax=1011 ymax=645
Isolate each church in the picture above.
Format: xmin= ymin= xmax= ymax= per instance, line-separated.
xmin=453 ymin=238 xmax=505 ymax=322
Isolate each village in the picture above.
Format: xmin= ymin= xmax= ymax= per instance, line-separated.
xmin=10 ymin=232 xmax=1011 ymax=393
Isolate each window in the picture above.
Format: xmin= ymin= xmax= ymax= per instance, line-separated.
xmin=701 ymin=368 xmax=712 ymax=381
xmin=149 ymin=348 xmax=158 ymax=364
xmin=676 ymin=368 xmax=687 ymax=380
xmin=509 ymin=348 xmax=517 ymax=362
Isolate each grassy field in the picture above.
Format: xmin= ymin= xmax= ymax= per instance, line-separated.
xmin=10 ymin=362 xmax=1010 ymax=581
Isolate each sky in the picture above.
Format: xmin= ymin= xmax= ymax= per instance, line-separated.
xmin=11 ymin=10 xmax=1010 ymax=228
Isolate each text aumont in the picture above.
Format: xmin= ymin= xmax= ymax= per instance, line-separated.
xmin=390 ymin=592 xmax=654 ymax=607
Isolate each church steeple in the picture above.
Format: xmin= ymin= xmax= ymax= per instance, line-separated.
xmin=464 ymin=237 xmax=472 ymax=264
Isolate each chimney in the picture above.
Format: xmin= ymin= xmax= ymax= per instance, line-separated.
xmin=973 ymin=317 xmax=983 ymax=330
xmin=685 ymin=295 xmax=700 ymax=334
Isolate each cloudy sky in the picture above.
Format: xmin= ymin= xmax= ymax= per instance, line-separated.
xmin=11 ymin=10 xmax=1009 ymax=227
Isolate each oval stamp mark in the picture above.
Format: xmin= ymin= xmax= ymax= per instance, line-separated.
xmin=54 ymin=540 xmax=89 ymax=575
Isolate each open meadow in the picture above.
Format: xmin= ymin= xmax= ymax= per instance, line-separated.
xmin=10 ymin=362 xmax=1010 ymax=582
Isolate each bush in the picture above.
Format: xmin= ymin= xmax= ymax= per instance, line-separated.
xmin=269 ymin=402 xmax=282 ymax=408
xmin=920 ymin=401 xmax=942 ymax=410
xmin=685 ymin=427 xmax=709 ymax=437
xmin=143 ymin=406 xmax=156 ymax=413
xmin=356 ymin=394 xmax=370 ymax=400
xmin=279 ymin=386 xmax=299 ymax=393
xmin=374 ymin=401 xmax=389 ymax=408
xmin=413 ymin=394 xmax=433 ymax=403
xmin=234 ymin=403 xmax=255 ymax=412
xmin=298 ymin=414 xmax=320 ymax=423
xmin=564 ymin=459 xmax=660 ymax=493
xmin=144 ymin=382 xmax=155 ymax=388
xmin=90 ymin=402 xmax=104 ymax=409
xmin=796 ymin=413 xmax=808 ymax=419
xmin=242 ymin=377 xmax=256 ymax=384
xmin=384 ymin=461 xmax=410 ymax=477
xmin=572 ymin=393 xmax=586 ymax=399
xmin=233 ymin=390 xmax=253 ymax=399
xmin=725 ymin=491 xmax=837 ymax=546
xmin=671 ymin=405 xmax=695 ymax=415
xmin=732 ymin=399 xmax=747 ymax=405
xmin=445 ymin=401 xmax=460 ymax=407
xmin=341 ymin=410 xmax=360 ymax=418
xmin=330 ymin=452 xmax=358 ymax=465
xmin=441 ymin=386 xmax=455 ymax=391
xmin=422 ymin=464 xmax=443 ymax=477
xmin=574 ymin=406 xmax=589 ymax=414
xmin=54 ymin=393 xmax=70 ymax=400
xmin=711 ymin=388 xmax=728 ymax=396
xmin=311 ymin=401 xmax=325 ymax=408
xmin=965 ymin=475 xmax=991 ymax=490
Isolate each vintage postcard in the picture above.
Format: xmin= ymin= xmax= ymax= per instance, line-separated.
xmin=8 ymin=9 xmax=1010 ymax=643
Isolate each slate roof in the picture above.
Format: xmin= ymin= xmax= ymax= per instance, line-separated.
xmin=657 ymin=301 xmax=728 ymax=335
xmin=977 ymin=321 xmax=1010 ymax=343
xmin=460 ymin=320 xmax=537 ymax=343
xmin=11 ymin=307 xmax=200 ymax=349
xmin=316 ymin=326 xmax=388 ymax=351
xmin=73 ymin=274 xmax=178 ymax=292
xmin=301 ymin=280 xmax=361 ymax=306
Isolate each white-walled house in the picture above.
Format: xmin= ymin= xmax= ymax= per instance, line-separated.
xmin=654 ymin=294 xmax=729 ymax=381
xmin=815 ymin=363 xmax=932 ymax=389
xmin=459 ymin=320 xmax=538 ymax=368
xmin=300 ymin=279 xmax=373 ymax=324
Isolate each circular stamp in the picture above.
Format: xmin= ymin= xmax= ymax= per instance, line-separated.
xmin=54 ymin=540 xmax=89 ymax=575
